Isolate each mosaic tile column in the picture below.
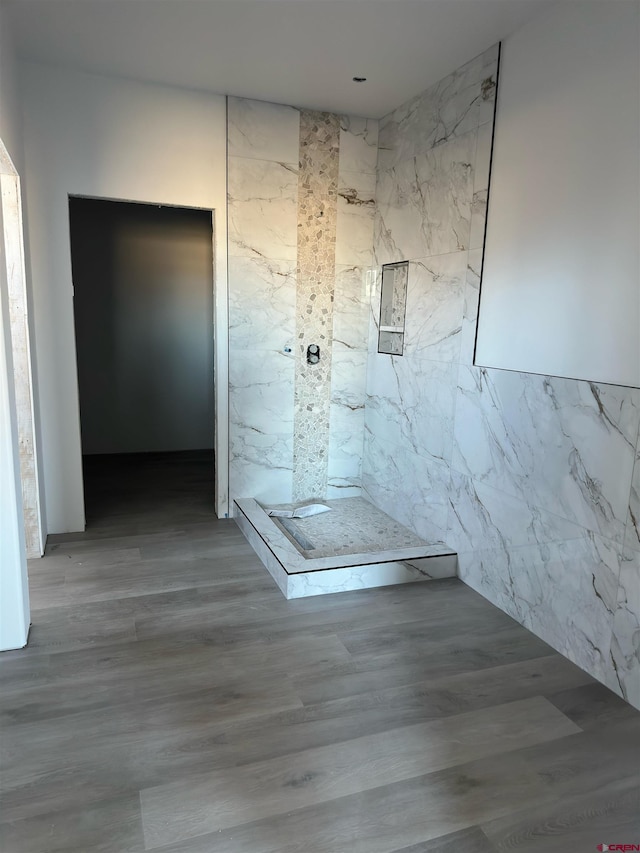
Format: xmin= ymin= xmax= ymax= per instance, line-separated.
xmin=292 ymin=111 xmax=340 ymax=499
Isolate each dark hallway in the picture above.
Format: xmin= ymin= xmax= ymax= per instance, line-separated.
xmin=69 ymin=198 xmax=215 ymax=531
xmin=81 ymin=450 xmax=215 ymax=537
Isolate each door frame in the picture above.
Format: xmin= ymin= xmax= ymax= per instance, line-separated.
xmin=68 ymin=194 xmax=229 ymax=521
xmin=0 ymin=138 xmax=44 ymax=558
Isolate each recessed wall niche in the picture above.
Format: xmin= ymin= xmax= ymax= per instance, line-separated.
xmin=378 ymin=261 xmax=408 ymax=355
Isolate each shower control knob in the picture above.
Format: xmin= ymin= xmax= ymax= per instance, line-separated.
xmin=307 ymin=344 xmax=320 ymax=364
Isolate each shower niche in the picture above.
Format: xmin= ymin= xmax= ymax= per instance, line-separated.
xmin=378 ymin=261 xmax=408 ymax=355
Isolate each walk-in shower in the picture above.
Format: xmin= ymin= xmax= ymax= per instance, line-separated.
xmin=234 ymin=496 xmax=457 ymax=599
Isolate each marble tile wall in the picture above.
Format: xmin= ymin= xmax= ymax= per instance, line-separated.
xmin=328 ymin=117 xmax=378 ymax=498
xmin=363 ymin=44 xmax=640 ymax=709
xmin=227 ymin=97 xmax=300 ymax=503
xmin=228 ymin=98 xmax=377 ymax=504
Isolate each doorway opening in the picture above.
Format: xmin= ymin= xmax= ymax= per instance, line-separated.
xmin=69 ymin=197 xmax=215 ymax=534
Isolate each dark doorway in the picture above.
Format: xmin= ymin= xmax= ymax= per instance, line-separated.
xmin=69 ymin=197 xmax=215 ymax=532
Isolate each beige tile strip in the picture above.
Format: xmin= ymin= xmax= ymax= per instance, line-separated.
xmin=292 ymin=110 xmax=340 ymax=499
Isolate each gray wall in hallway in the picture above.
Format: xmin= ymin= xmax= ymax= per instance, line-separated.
xmin=70 ymin=198 xmax=214 ymax=455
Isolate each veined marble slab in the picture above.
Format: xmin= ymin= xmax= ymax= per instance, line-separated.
xmin=469 ymin=120 xmax=493 ymax=250
xmin=228 ymin=97 xmax=300 ymax=163
xmin=374 ymin=131 xmax=476 ymax=266
xmin=228 ymin=256 xmax=296 ymax=351
xmin=327 ymin=401 xmax=365 ymax=498
xmin=365 ymin=353 xmax=457 ymax=466
xmin=378 ymin=44 xmax=498 ymax=172
xmin=339 ymin=116 xmax=379 ymax=174
xmin=458 ymin=528 xmax=621 ymax=690
xmin=229 ymin=349 xmax=295 ymax=504
xmin=403 ymin=252 xmax=467 ymax=362
xmin=459 ymin=248 xmax=483 ymax=366
xmin=336 ymin=171 xmax=376 ymax=267
xmin=609 ymin=547 xmax=640 ymax=708
xmin=332 ymin=265 xmax=370 ymax=353
xmin=452 ymin=366 xmax=640 ymax=545
xmin=361 ymin=428 xmax=451 ymax=546
xmin=624 ymin=445 xmax=640 ymax=553
xmin=228 ymin=156 xmax=298 ymax=260
xmin=234 ymin=497 xmax=456 ymax=599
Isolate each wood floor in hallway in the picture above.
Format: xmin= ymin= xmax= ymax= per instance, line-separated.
xmin=1 ymin=454 xmax=638 ymax=852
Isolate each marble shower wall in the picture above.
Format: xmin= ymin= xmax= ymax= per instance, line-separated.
xmin=228 ymin=98 xmax=299 ymax=504
xmin=363 ymin=44 xmax=640 ymax=709
xmin=227 ymin=97 xmax=377 ymax=504
xmin=328 ymin=117 xmax=378 ymax=498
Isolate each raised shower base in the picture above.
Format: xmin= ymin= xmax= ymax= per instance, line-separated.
xmin=233 ymin=496 xmax=457 ymax=599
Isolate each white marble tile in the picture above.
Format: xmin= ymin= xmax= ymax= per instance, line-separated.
xmin=228 ymin=97 xmax=300 ymax=163
xmin=472 ymin=119 xmax=492 ymax=198
xmin=365 ymin=353 xmax=457 ymax=465
xmin=609 ymin=547 xmax=640 ymax=708
xmin=447 ymin=469 xmax=588 ymax=556
xmin=333 ymin=265 xmax=370 ymax=353
xmin=452 ymin=366 xmax=640 ymax=544
xmin=324 ymin=360 xmax=367 ymax=489
xmin=230 ymin=457 xmax=293 ymax=505
xmin=326 ymin=481 xmax=362 ymax=500
xmin=230 ymin=349 xmax=295 ymax=434
xmin=403 ymin=252 xmax=467 ymax=362
xmin=331 ymin=350 xmax=368 ymax=408
xmin=286 ymin=558 xmax=453 ymax=598
xmin=327 ymin=401 xmax=365 ymax=493
xmin=228 ymin=156 xmax=298 ymax=260
xmin=366 ymin=266 xmax=383 ymax=356
xmin=229 ymin=350 xmax=294 ymax=502
xmin=233 ymin=507 xmax=290 ymax=597
xmin=339 ymin=116 xmax=379 ymax=174
xmin=378 ymin=46 xmax=498 ymax=172
xmin=362 ymin=429 xmax=451 ymax=545
xmin=478 ymin=69 xmax=498 ymax=127
xmin=229 ymin=256 xmax=296 ymax=350
xmin=624 ymin=444 xmax=640 ymax=553
xmin=458 ymin=529 xmax=620 ymax=687
xmin=335 ymin=170 xmax=376 ymax=267
xmin=469 ymin=120 xmax=492 ymax=249
xmin=459 ymin=248 xmax=482 ymax=366
xmin=374 ymin=131 xmax=476 ymax=266
xmin=362 ymin=39 xmax=639 ymax=708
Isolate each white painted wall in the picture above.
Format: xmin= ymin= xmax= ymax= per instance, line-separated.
xmin=70 ymin=199 xmax=214 ymax=455
xmin=0 ymin=4 xmax=23 ymax=174
xmin=21 ymin=63 xmax=229 ymax=532
xmin=477 ymin=1 xmax=640 ymax=388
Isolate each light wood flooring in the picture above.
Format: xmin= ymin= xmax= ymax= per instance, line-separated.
xmin=1 ymin=453 xmax=638 ymax=852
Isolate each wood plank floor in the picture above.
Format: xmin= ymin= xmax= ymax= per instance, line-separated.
xmin=1 ymin=453 xmax=639 ymax=852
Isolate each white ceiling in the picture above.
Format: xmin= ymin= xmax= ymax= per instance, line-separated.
xmin=7 ymin=0 xmax=557 ymax=118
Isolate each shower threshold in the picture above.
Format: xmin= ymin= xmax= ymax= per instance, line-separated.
xmin=233 ymin=496 xmax=457 ymax=599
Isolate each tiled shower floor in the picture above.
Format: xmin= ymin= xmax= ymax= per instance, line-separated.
xmin=268 ymin=497 xmax=432 ymax=558
xmin=234 ymin=495 xmax=457 ymax=599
